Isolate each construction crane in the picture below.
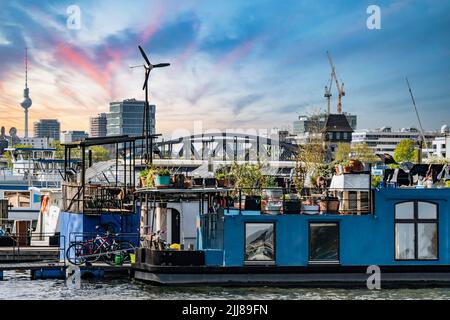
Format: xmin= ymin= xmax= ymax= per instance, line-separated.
xmin=324 ymin=78 xmax=332 ymax=114
xmin=327 ymin=51 xmax=345 ymax=114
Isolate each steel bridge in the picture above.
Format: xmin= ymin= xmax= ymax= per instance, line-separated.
xmin=153 ymin=133 xmax=298 ymax=162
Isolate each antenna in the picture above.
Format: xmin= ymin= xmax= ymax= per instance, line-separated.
xmin=20 ymin=47 xmax=32 ymax=138
xmin=405 ymin=77 xmax=429 ymax=160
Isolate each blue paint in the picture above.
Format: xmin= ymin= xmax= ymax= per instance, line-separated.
xmin=59 ymin=210 xmax=140 ymax=260
xmin=201 ymin=188 xmax=450 ymax=267
xmin=0 ymin=271 xmax=3 ymax=281
xmin=204 ymin=249 xmax=224 ymax=266
xmin=32 ymin=269 xmax=65 ymax=279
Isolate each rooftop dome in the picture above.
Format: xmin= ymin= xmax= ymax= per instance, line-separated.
xmin=441 ymin=124 xmax=449 ymax=134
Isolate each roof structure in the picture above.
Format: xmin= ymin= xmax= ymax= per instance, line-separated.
xmin=322 ymin=114 xmax=354 ymax=133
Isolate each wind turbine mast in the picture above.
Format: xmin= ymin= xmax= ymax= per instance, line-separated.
xmin=135 ymin=45 xmax=170 ymax=165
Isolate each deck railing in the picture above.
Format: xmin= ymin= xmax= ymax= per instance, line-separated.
xmin=62 ymin=182 xmax=135 ymax=214
xmin=223 ymin=187 xmax=373 ymax=215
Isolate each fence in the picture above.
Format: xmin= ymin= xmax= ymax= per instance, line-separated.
xmin=223 ymin=187 xmax=373 ymax=215
xmin=0 ymin=232 xmax=65 ymax=264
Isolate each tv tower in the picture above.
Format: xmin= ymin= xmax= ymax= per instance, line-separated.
xmin=20 ymin=48 xmax=32 ymax=138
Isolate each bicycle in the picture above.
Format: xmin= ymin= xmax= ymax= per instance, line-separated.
xmin=66 ymin=227 xmax=135 ymax=265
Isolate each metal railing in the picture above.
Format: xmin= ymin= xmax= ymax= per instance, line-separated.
xmin=223 ymin=187 xmax=373 ymax=215
xmin=0 ymin=232 xmax=65 ymax=265
xmin=62 ymin=182 xmax=135 ymax=214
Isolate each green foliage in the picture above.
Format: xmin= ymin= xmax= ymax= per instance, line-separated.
xmin=155 ymin=168 xmax=171 ymax=176
xmin=371 ymin=175 xmax=383 ymax=188
xmin=229 ymin=163 xmax=271 ymax=194
xmin=334 ymin=143 xmax=352 ymax=163
xmin=394 ymin=139 xmax=418 ymax=163
xmin=335 ymin=143 xmax=379 ymax=163
xmin=91 ymin=146 xmax=110 ymax=162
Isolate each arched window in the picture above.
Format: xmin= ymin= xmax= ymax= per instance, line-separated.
xmin=395 ymin=201 xmax=438 ymax=260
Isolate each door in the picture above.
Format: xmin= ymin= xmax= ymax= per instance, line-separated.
xmin=171 ymin=209 xmax=181 ymax=244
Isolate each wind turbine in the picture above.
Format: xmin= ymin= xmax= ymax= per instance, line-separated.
xmin=132 ymin=45 xmax=170 ymax=164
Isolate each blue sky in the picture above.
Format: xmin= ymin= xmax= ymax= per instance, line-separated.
xmin=0 ymin=0 xmax=449 ymax=136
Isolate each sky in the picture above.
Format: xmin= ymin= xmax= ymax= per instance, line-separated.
xmin=0 ymin=0 xmax=449 ymax=138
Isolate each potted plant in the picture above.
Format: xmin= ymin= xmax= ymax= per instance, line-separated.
xmin=139 ymin=168 xmax=149 ymax=188
xmin=216 ymin=172 xmax=226 ymax=187
xmin=154 ymin=168 xmax=171 ymax=188
xmin=342 ymin=160 xmax=352 ymax=174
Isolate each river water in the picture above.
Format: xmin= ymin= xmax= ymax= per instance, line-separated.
xmin=2 ymin=271 xmax=450 ymax=300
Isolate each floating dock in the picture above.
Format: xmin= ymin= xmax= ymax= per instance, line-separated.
xmin=0 ymin=261 xmax=132 ymax=280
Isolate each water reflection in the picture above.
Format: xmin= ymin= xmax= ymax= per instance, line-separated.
xmin=2 ymin=272 xmax=450 ymax=300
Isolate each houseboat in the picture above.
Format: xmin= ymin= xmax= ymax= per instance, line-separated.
xmin=132 ymin=169 xmax=450 ymax=287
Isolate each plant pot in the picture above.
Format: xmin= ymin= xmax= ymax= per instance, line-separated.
xmin=140 ymin=177 xmax=147 ymax=188
xmin=301 ymin=204 xmax=320 ymax=215
xmin=204 ymin=178 xmax=216 ymax=188
xmin=193 ymin=178 xmax=203 ymax=187
xmin=283 ymin=200 xmax=301 ymax=214
xmin=154 ymin=175 xmax=170 ymax=188
xmin=217 ymin=179 xmax=226 ymax=188
xmin=244 ymin=195 xmax=261 ymax=211
xmin=319 ymin=198 xmax=340 ymax=213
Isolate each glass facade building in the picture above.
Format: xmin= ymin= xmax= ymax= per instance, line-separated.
xmin=106 ymin=99 xmax=155 ymax=137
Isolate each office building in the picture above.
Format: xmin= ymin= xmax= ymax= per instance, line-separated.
xmin=20 ymin=137 xmax=51 ymax=149
xmin=106 ymin=99 xmax=155 ymax=137
xmin=352 ymin=126 xmax=440 ymax=156
xmin=90 ymin=113 xmax=107 ymax=138
xmin=33 ymin=119 xmax=61 ymax=141
xmin=61 ymin=130 xmax=89 ymax=143
xmin=293 ymin=112 xmax=357 ymax=135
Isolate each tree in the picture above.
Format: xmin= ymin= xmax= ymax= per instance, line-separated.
xmin=91 ymin=146 xmax=110 ymax=162
xmin=335 ymin=143 xmax=379 ymax=163
xmin=394 ymin=139 xmax=418 ymax=163
xmin=334 ymin=143 xmax=351 ymax=163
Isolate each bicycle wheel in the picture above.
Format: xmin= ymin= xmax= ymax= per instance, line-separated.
xmin=66 ymin=242 xmax=89 ymax=265
xmin=116 ymin=241 xmax=135 ymax=263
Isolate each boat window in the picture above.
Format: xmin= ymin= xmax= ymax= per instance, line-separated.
xmin=395 ymin=202 xmax=414 ymax=219
xmin=395 ymin=223 xmax=415 ymax=259
xmin=395 ymin=201 xmax=438 ymax=260
xmin=244 ymin=223 xmax=275 ymax=263
xmin=418 ymin=202 xmax=437 ymax=219
xmin=309 ymin=222 xmax=339 ymax=263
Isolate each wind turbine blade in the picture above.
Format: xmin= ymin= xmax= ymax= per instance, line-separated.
xmin=138 ymin=45 xmax=151 ymax=66
xmin=153 ymin=63 xmax=170 ymax=68
xmin=143 ymin=70 xmax=150 ymax=90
